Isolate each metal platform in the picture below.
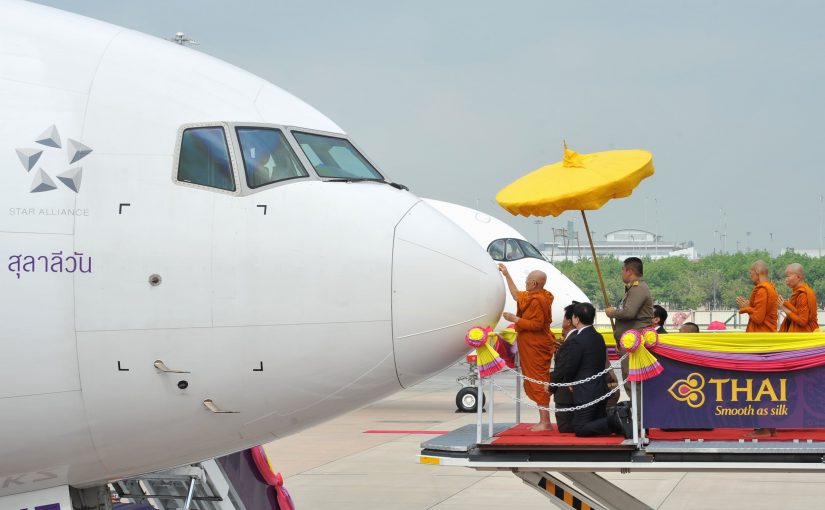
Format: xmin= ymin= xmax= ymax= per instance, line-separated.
xmin=420 ymin=423 xmax=513 ymax=453
xmin=420 ymin=424 xmax=825 ymax=473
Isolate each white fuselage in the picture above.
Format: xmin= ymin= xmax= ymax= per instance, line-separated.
xmin=0 ymin=1 xmax=503 ymax=496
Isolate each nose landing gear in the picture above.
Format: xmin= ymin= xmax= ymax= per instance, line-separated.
xmin=455 ymin=354 xmax=486 ymax=412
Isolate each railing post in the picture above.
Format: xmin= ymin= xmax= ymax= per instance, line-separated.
xmin=515 ymin=353 xmax=522 ymax=424
xmin=640 ymin=381 xmax=646 ymax=444
xmin=476 ymin=371 xmax=484 ymax=444
xmin=631 ymin=380 xmax=639 ymax=445
xmin=488 ymin=376 xmax=495 ymax=438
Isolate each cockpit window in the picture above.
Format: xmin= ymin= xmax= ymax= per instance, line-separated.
xmin=487 ymin=239 xmax=506 ymax=261
xmin=487 ymin=238 xmax=545 ymax=262
xmin=292 ymin=131 xmax=383 ymax=180
xmin=504 ymin=239 xmax=525 ymax=261
xmin=177 ymin=127 xmax=235 ymax=191
xmin=518 ymin=239 xmax=545 ymax=260
xmin=236 ymin=127 xmax=307 ymax=188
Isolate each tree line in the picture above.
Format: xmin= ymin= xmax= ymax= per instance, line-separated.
xmin=554 ymin=251 xmax=825 ymax=310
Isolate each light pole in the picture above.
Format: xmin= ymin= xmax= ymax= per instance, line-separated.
xmin=534 ymin=219 xmax=543 ymax=250
xmin=746 ymin=231 xmax=751 ymax=252
xmin=654 ymin=198 xmax=660 ymax=257
xmin=769 ymin=232 xmax=774 ymax=258
xmin=819 ymin=195 xmax=823 ymax=258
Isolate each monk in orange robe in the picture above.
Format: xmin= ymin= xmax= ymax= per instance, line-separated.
xmin=736 ymin=260 xmax=778 ymax=437
xmin=736 ymin=260 xmax=778 ymax=333
xmin=778 ymin=263 xmax=820 ymax=332
xmin=499 ymin=264 xmax=555 ymax=431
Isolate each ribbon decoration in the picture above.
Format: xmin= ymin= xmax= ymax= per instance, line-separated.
xmin=465 ymin=326 xmax=507 ymax=377
xmin=620 ymin=327 xmax=664 ymax=381
xmin=650 ymin=331 xmax=825 ymax=372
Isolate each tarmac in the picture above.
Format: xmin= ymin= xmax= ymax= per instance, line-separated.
xmin=263 ymin=364 xmax=825 ymax=509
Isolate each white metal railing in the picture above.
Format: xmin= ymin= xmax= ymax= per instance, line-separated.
xmin=475 ymin=353 xmax=639 ymax=445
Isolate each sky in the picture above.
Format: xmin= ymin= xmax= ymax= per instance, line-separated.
xmin=32 ymin=0 xmax=825 ymax=256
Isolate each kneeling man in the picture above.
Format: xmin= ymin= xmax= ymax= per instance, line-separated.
xmin=557 ymin=302 xmax=632 ymax=438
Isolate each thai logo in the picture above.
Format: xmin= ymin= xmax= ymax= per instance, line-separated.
xmin=668 ymin=372 xmax=705 ymax=408
xmin=15 ymin=125 xmax=92 ymax=193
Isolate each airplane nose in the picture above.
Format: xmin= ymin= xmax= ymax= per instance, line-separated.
xmin=392 ymin=201 xmax=504 ymax=388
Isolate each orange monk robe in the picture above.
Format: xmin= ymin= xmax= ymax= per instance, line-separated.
xmin=515 ymin=289 xmax=556 ymax=406
xmin=739 ymin=281 xmax=779 ymax=332
xmin=780 ymin=282 xmax=819 ymax=332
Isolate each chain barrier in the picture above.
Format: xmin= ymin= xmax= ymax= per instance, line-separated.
xmin=504 ymin=352 xmax=627 ymax=387
xmin=489 ymin=377 xmax=622 ymax=413
xmin=483 ymin=353 xmax=628 ymax=413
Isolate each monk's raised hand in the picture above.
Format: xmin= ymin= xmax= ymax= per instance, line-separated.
xmin=498 ymin=263 xmax=509 ymax=276
xmin=735 ymin=296 xmax=747 ymax=308
xmin=502 ymin=312 xmax=518 ymax=322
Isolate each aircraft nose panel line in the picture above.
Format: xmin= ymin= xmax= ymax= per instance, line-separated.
xmin=73 ymin=320 xmax=392 ymax=333
xmin=394 ymin=313 xmax=490 ymax=340
xmin=389 ymin=200 xmax=424 ymax=389
xmin=394 ymin=237 xmax=490 ymax=275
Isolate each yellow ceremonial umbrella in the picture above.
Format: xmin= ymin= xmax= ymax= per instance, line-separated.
xmin=496 ymin=144 xmax=654 ymax=309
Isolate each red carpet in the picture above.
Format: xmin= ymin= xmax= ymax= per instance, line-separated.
xmin=648 ymin=428 xmax=825 ymax=441
xmin=489 ymin=423 xmax=625 ymax=446
xmin=363 ymin=430 xmax=449 ymax=435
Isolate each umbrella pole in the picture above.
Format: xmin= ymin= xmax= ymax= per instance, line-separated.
xmin=580 ymin=210 xmax=614 ymax=329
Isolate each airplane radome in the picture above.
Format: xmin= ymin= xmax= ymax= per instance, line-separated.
xmin=425 ymin=199 xmax=590 ymax=330
xmin=0 ymin=0 xmax=504 ymax=499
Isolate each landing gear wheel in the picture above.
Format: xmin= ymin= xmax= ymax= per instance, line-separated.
xmin=456 ymin=387 xmax=486 ymax=413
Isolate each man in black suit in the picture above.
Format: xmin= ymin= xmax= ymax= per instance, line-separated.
xmin=653 ymin=305 xmax=668 ymax=334
xmin=557 ymin=302 xmax=632 ymax=438
xmin=550 ymin=302 xmax=579 ymax=433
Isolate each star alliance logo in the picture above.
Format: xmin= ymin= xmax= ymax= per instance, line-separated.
xmin=15 ymin=125 xmax=92 ymax=193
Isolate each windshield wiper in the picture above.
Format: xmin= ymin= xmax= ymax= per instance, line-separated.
xmin=325 ymin=178 xmax=408 ymax=191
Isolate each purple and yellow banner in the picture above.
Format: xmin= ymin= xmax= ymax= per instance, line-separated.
xmin=643 ymin=356 xmax=825 ymax=428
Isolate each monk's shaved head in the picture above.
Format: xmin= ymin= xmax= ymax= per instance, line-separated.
xmin=528 ymin=270 xmax=547 ymax=289
xmin=786 ymin=263 xmax=804 ymax=278
xmin=679 ymin=322 xmax=700 ymax=333
xmin=784 ymin=262 xmax=805 ymax=290
xmin=751 ymin=260 xmax=769 ymax=275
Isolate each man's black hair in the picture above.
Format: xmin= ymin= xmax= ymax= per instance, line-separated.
xmin=564 ymin=301 xmax=580 ymax=321
xmin=653 ymin=304 xmax=668 ymax=324
xmin=623 ymin=257 xmax=644 ymax=276
xmin=572 ymin=302 xmax=596 ymax=326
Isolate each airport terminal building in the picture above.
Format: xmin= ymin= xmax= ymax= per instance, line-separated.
xmin=541 ymin=228 xmax=697 ymax=262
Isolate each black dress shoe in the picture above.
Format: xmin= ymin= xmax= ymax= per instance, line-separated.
xmin=608 ymin=410 xmax=626 ymax=436
xmin=614 ymin=406 xmax=634 ymax=439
